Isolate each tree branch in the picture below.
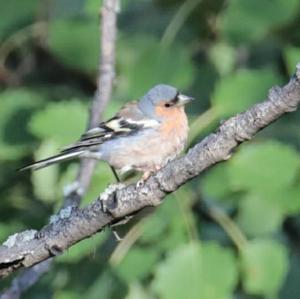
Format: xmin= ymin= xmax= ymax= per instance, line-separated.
xmin=0 ymin=260 xmax=52 ymax=299
xmin=0 ymin=0 xmax=118 ymax=295
xmin=64 ymin=0 xmax=119 ymax=207
xmin=1 ymin=63 xmax=300 ymax=279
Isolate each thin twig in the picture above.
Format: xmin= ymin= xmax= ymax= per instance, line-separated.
xmin=174 ymin=189 xmax=198 ymax=241
xmin=65 ymin=0 xmax=119 ymax=207
xmin=160 ymin=0 xmax=202 ymax=50
xmin=208 ymin=205 xmax=248 ymax=252
xmin=0 ymin=260 xmax=52 ymax=299
xmin=1 ymin=63 xmax=300 ymax=279
xmin=0 ymin=0 xmax=118 ymax=296
xmin=109 ymin=222 xmax=144 ymax=266
xmin=0 ymin=22 xmax=47 ymax=66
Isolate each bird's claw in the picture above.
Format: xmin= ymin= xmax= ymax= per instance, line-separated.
xmin=136 ymin=171 xmax=153 ymax=188
xmin=136 ymin=179 xmax=145 ymax=188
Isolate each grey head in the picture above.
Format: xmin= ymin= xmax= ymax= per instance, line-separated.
xmin=138 ymin=84 xmax=194 ymax=120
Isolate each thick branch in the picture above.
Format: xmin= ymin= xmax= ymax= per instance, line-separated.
xmin=1 ymin=64 xmax=300 ymax=279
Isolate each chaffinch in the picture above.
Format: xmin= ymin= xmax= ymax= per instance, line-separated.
xmin=21 ymin=84 xmax=194 ymax=181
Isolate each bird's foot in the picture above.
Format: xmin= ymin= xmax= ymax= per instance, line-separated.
xmin=100 ymin=183 xmax=126 ymax=213
xmin=136 ymin=179 xmax=144 ymax=188
xmin=136 ymin=169 xmax=159 ymax=188
xmin=136 ymin=171 xmax=151 ymax=188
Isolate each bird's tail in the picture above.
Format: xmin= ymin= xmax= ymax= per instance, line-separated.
xmin=19 ymin=150 xmax=84 ymax=171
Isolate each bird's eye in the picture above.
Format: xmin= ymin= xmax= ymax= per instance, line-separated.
xmin=164 ymin=103 xmax=171 ymax=108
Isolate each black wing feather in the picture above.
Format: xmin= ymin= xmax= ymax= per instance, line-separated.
xmin=61 ymin=117 xmax=144 ymax=153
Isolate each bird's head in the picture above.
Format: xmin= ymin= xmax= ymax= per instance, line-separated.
xmin=138 ymin=84 xmax=194 ymax=120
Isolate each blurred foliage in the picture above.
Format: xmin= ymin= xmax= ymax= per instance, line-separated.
xmin=1 ymin=0 xmax=300 ymax=298
xmin=48 ymin=19 xmax=100 ymax=72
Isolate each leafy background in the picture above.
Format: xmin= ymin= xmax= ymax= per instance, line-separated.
xmin=1 ymin=0 xmax=300 ymax=298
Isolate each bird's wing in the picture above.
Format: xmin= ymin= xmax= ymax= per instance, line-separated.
xmin=61 ymin=101 xmax=159 ymax=153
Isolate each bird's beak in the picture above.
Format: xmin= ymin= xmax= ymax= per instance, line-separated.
xmin=177 ymin=93 xmax=194 ymax=106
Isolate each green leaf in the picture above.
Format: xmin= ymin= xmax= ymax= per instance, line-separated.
xmin=117 ymin=247 xmax=158 ymax=282
xmin=152 ymin=242 xmax=238 ymax=299
xmin=266 ymin=186 xmax=300 ymax=216
xmin=0 ymin=0 xmax=38 ymax=39
xmin=152 ymin=243 xmax=201 ymax=299
xmin=141 ymin=198 xmax=188 ymax=252
xmin=140 ymin=212 xmax=169 ymax=243
xmin=0 ymin=222 xmax=24 ymax=243
xmin=58 ymin=162 xmax=117 ymax=208
xmin=199 ymin=243 xmax=238 ymax=298
xmin=57 ymin=233 xmax=106 ymax=263
xmin=57 ymin=163 xmax=78 ymax=196
xmin=117 ymin=35 xmax=195 ymax=99
xmin=49 ymin=0 xmax=86 ymax=19
xmin=208 ymin=42 xmax=236 ymax=76
xmin=228 ymin=141 xmax=300 ymax=195
xmin=85 ymin=0 xmax=102 ymax=16
xmin=29 ymin=100 xmax=88 ymax=146
xmin=0 ymin=89 xmax=41 ymax=160
xmin=48 ymin=19 xmax=99 ymax=72
xmin=241 ymin=240 xmax=289 ymax=297
xmin=220 ymin=0 xmax=300 ymax=43
xmin=125 ymin=283 xmax=152 ymax=299
xmin=211 ymin=69 xmax=281 ymax=118
xmin=85 ymin=270 xmax=125 ymax=299
xmin=201 ymin=164 xmax=232 ymax=200
xmin=53 ymin=291 xmax=80 ymax=299
xmin=58 ymin=160 xmax=116 ymax=206
xmin=82 ymin=162 xmax=116 ymax=205
xmin=284 ymin=46 xmax=300 ymax=76
xmin=271 ymin=184 xmax=300 ymax=215
xmin=237 ymin=194 xmax=284 ymax=237
xmin=31 ymin=140 xmax=60 ymax=203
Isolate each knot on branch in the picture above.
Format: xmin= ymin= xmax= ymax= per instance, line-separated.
xmin=99 ymin=179 xmax=165 ymax=220
xmin=99 ymin=183 xmax=128 ymax=217
xmin=44 ymin=243 xmax=63 ymax=257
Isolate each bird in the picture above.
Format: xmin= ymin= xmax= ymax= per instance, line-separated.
xmin=20 ymin=84 xmax=194 ymax=182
